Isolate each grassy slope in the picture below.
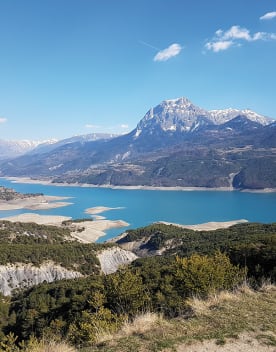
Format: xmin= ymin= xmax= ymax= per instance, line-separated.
xmin=80 ymin=284 xmax=276 ymax=352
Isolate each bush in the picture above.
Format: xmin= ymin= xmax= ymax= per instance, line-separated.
xmin=104 ymin=267 xmax=150 ymax=316
xmin=174 ymin=251 xmax=246 ymax=298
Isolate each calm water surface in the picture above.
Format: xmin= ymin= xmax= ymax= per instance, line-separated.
xmin=0 ymin=178 xmax=275 ymax=242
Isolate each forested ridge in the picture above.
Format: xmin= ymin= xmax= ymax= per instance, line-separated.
xmin=0 ymin=220 xmax=113 ymax=273
xmin=120 ymin=222 xmax=276 ymax=280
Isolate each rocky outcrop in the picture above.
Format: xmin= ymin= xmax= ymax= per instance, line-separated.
xmin=115 ymin=235 xmax=170 ymax=257
xmin=97 ymin=247 xmax=138 ymax=274
xmin=0 ymin=262 xmax=83 ymax=296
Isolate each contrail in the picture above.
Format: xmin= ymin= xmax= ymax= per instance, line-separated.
xmin=139 ymin=40 xmax=160 ymax=51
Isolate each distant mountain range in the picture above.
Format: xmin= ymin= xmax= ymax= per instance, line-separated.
xmin=0 ymin=139 xmax=56 ymax=160
xmin=0 ymin=133 xmax=118 ymax=160
xmin=27 ymin=133 xmax=119 ymax=156
xmin=0 ymin=97 xmax=275 ymax=190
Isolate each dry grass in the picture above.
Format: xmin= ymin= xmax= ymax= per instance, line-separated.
xmin=26 ymin=341 xmax=76 ymax=352
xmin=119 ymin=313 xmax=163 ymax=336
xmin=187 ymin=289 xmax=240 ymax=317
xmin=79 ymin=284 xmax=276 ymax=352
xmin=260 ymin=280 xmax=275 ymax=292
xmin=186 ymin=282 xmax=256 ymax=317
xmin=88 ymin=313 xmax=164 ymax=345
xmin=236 ymin=281 xmax=257 ymax=295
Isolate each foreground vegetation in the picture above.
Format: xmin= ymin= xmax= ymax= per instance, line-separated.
xmin=0 ymin=222 xmax=275 ymax=351
xmin=1 ymin=283 xmax=275 ymax=351
xmin=80 ymin=283 xmax=276 ymax=352
xmin=0 ymin=252 xmax=245 ymax=347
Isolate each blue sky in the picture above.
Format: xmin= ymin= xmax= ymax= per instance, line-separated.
xmin=0 ymin=0 xmax=276 ymax=140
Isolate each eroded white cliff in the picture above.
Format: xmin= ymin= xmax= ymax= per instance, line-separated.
xmin=97 ymin=247 xmax=138 ymax=274
xmin=0 ymin=262 xmax=83 ymax=296
xmin=0 ymin=247 xmax=139 ymax=295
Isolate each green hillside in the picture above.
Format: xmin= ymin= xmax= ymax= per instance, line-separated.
xmin=0 ymin=221 xmax=275 ymax=351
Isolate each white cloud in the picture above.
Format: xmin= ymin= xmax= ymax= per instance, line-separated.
xmin=253 ymin=32 xmax=276 ymax=41
xmin=154 ymin=43 xmax=182 ymax=62
xmin=206 ymin=25 xmax=276 ymax=52
xmin=205 ymin=40 xmax=233 ymax=52
xmin=223 ymin=25 xmax=251 ymax=41
xmin=252 ymin=32 xmax=266 ymax=41
xmin=120 ymin=124 xmax=129 ymax=129
xmin=0 ymin=117 xmax=7 ymax=124
xmin=260 ymin=11 xmax=276 ymax=20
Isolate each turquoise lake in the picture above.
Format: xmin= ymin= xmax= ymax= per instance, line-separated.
xmin=0 ymin=178 xmax=275 ymax=242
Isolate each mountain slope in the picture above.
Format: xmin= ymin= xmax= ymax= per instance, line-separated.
xmin=0 ymin=97 xmax=275 ymax=189
xmin=27 ymin=133 xmax=118 ymax=155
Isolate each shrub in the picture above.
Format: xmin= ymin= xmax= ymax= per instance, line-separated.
xmin=104 ymin=267 xmax=150 ymax=316
xmin=174 ymin=251 xmax=246 ymax=298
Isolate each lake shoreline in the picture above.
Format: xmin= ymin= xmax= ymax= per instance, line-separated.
xmin=0 ymin=194 xmax=72 ymax=211
xmin=2 ymin=176 xmax=276 ymax=193
xmin=0 ymin=212 xmax=129 ymax=243
xmin=0 ymin=212 xmax=249 ymax=243
xmin=157 ymin=219 xmax=249 ymax=231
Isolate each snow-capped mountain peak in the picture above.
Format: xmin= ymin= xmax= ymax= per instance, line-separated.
xmin=132 ymin=97 xmax=274 ymax=139
xmin=134 ymin=97 xmax=210 ymax=136
xmin=0 ymin=139 xmax=58 ymax=160
xmin=209 ymin=108 xmax=272 ymax=126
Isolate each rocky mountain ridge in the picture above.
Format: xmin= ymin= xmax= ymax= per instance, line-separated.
xmin=133 ymin=97 xmax=272 ymax=138
xmin=209 ymin=108 xmax=272 ymax=125
xmin=0 ymin=97 xmax=275 ymax=190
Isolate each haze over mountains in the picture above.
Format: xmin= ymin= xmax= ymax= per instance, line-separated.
xmin=0 ymin=139 xmax=56 ymax=160
xmin=0 ymin=133 xmax=118 ymax=160
xmin=0 ymin=97 xmax=275 ymax=190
